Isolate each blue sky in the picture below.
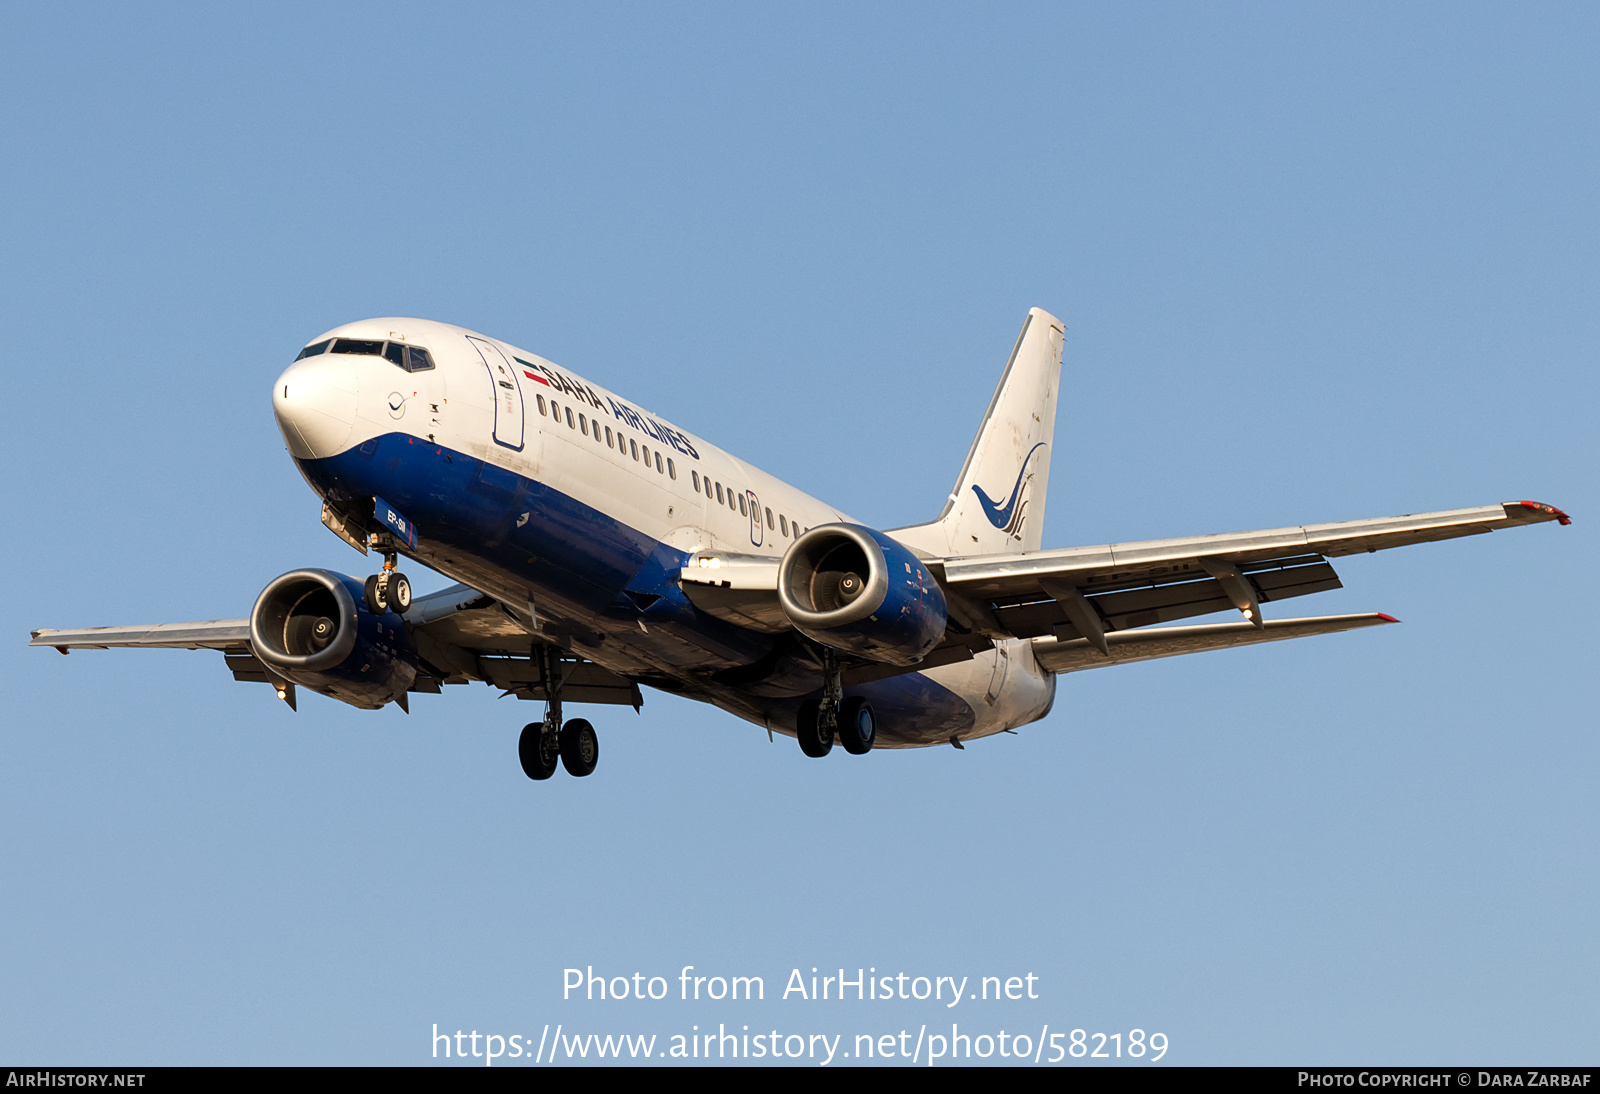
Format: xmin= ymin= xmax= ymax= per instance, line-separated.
xmin=1 ymin=3 xmax=1594 ymax=1065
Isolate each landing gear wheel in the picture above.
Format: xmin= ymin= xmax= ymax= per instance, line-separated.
xmin=796 ymin=699 xmax=834 ymax=758
xmin=838 ymin=696 xmax=876 ymax=754
xmin=363 ymin=574 xmax=389 ymax=614
xmin=388 ymin=573 xmax=412 ymax=613
xmin=559 ymin=718 xmax=599 ymax=777
xmin=518 ymin=721 xmax=559 ymax=780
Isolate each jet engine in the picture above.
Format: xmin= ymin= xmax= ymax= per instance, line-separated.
xmin=777 ymin=524 xmax=947 ymax=666
xmin=248 ymin=568 xmax=417 ymax=709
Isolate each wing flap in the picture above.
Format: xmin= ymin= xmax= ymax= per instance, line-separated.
xmin=995 ymin=559 xmax=1342 ymax=639
xmin=1031 ymin=613 xmax=1398 ymax=673
xmin=478 ymin=656 xmax=643 ymax=708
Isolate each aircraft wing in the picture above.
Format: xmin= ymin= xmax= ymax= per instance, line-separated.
xmin=29 ymin=583 xmax=643 ymax=710
xmin=30 ymin=620 xmax=252 ymax=651
xmin=935 ymin=500 xmax=1570 ymax=644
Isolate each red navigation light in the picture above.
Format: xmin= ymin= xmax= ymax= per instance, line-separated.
xmin=1376 ymin=613 xmax=1399 ymax=623
xmin=1519 ymin=500 xmax=1573 ymax=525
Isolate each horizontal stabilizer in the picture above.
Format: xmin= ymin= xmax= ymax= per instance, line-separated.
xmin=1030 ymin=612 xmax=1398 ymax=674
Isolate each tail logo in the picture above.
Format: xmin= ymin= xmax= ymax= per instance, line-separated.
xmin=972 ymin=442 xmax=1046 ymax=539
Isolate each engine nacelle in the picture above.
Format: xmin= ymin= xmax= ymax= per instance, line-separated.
xmin=249 ymin=569 xmax=417 ymax=709
xmin=777 ymin=524 xmax=947 ymax=666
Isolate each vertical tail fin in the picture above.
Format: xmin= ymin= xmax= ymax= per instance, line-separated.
xmin=892 ymin=307 xmax=1063 ymax=557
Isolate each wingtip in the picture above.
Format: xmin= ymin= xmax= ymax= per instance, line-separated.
xmin=1376 ymin=613 xmax=1400 ymax=623
xmin=1516 ymin=499 xmax=1572 ymax=525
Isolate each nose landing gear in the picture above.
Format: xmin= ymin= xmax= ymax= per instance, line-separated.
xmin=361 ymin=540 xmax=412 ymax=615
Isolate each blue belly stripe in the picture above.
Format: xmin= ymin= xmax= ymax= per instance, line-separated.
xmin=296 ymin=432 xmax=976 ymax=743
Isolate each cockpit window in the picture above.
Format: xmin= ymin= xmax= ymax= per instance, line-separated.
xmin=311 ymin=337 xmax=434 ymax=371
xmin=331 ymin=338 xmax=384 ymax=356
xmin=373 ymin=342 xmax=435 ymax=372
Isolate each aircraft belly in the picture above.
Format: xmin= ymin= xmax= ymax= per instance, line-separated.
xmin=297 ymin=432 xmax=1001 ymax=748
xmin=296 ymin=432 xmax=775 ymax=663
xmin=753 ymin=673 xmax=978 ymax=748
xmin=922 ymin=639 xmax=1056 ymax=741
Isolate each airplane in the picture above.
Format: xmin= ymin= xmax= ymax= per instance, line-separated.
xmin=30 ymin=308 xmax=1571 ymax=781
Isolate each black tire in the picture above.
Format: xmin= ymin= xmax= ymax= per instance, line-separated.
xmin=519 ymin=722 xmax=558 ymax=781
xmin=559 ymin=718 xmax=599 ymax=777
xmin=389 ymin=573 xmax=412 ymax=613
xmin=796 ymin=699 xmax=833 ymax=758
xmin=838 ymin=696 xmax=876 ymax=755
xmin=363 ymin=574 xmax=389 ymax=614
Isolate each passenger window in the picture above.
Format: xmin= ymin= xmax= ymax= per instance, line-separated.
xmin=551 ymin=400 xmax=560 ymax=420
xmin=705 ymin=478 xmax=713 ymax=498
xmin=655 ymin=452 xmax=663 ymax=473
xmin=579 ymin=413 xmax=587 ymax=436
xmin=537 ymin=394 xmax=546 ymax=415
xmin=331 ymin=338 xmax=384 ymax=356
xmin=715 ymin=483 xmax=724 ymax=504
xmin=642 ymin=445 xmax=650 ymax=465
xmin=629 ymin=439 xmax=638 ymax=460
xmin=765 ymin=507 xmax=774 ymax=529
xmin=605 ymin=426 xmax=614 ymax=446
xmin=779 ymin=515 xmax=788 ymax=536
xmin=692 ymin=470 xmax=700 ymax=491
xmin=667 ymin=458 xmax=675 ymax=480
xmin=738 ymin=493 xmax=747 ymax=516
xmin=384 ymin=342 xmax=407 ymax=368
xmin=405 ymin=346 xmax=434 ymax=371
xmin=565 ymin=408 xmax=574 ymax=429
xmin=295 ymin=340 xmax=330 ymax=360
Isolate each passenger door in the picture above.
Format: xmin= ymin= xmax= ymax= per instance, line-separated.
xmin=467 ymin=336 xmax=524 ymax=451
xmin=747 ymin=489 xmax=764 ymax=547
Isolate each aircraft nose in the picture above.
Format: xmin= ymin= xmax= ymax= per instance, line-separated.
xmin=274 ymin=354 xmax=359 ymax=459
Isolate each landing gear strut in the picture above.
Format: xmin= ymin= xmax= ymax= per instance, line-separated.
xmin=518 ymin=645 xmax=600 ymax=780
xmin=361 ymin=537 xmax=412 ymax=615
xmin=796 ymin=648 xmax=873 ymax=756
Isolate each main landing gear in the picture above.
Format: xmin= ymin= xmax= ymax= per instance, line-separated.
xmin=361 ymin=543 xmax=412 ymax=615
xmin=518 ymin=646 xmax=600 ymax=781
xmin=796 ymin=648 xmax=876 ymax=758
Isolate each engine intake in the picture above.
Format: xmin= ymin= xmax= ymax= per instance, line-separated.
xmin=778 ymin=524 xmax=947 ymax=666
xmin=249 ymin=568 xmax=416 ymax=709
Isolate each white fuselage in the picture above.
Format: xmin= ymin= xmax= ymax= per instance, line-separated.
xmin=274 ymin=317 xmax=1055 ymax=746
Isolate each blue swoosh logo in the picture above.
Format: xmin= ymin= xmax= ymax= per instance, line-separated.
xmin=971 ymin=442 xmax=1046 ymax=530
